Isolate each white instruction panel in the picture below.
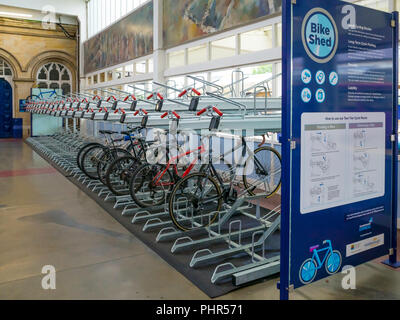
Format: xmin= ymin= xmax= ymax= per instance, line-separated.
xmin=300 ymin=113 xmax=386 ymax=214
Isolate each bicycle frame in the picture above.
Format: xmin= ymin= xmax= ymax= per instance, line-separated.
xmin=206 ymin=134 xmax=272 ymax=196
xmin=36 ymin=89 xmax=59 ymax=100
xmin=152 ymin=144 xmax=206 ymax=186
xmin=311 ymin=241 xmax=334 ymax=269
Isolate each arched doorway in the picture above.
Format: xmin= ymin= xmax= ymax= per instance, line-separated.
xmin=0 ymin=78 xmax=13 ymax=138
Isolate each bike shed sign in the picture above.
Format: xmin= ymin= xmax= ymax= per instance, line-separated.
xmin=281 ymin=0 xmax=398 ymax=297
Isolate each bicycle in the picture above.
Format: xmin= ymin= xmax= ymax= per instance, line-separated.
xmin=128 ymin=110 xmax=205 ymax=208
xmin=104 ymin=122 xmax=160 ymax=196
xmin=299 ymin=240 xmax=342 ymax=284
xmin=79 ymin=130 xmax=132 ymax=181
xmin=167 ymin=106 xmax=282 ymax=231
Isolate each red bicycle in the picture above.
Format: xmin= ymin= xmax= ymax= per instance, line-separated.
xmin=128 ymin=110 xmax=207 ymax=208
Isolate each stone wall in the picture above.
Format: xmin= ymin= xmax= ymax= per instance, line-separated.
xmin=0 ymin=17 xmax=78 ymax=138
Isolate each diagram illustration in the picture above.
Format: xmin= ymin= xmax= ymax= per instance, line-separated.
xmin=299 ymin=240 xmax=342 ymax=284
xmin=310 ymin=183 xmax=325 ymax=205
xmin=310 ymin=132 xmax=337 ymax=152
xmin=353 ymin=130 xmax=367 ymax=148
xmin=310 ymin=155 xmax=330 ymax=176
xmin=353 ymin=152 xmax=370 ymax=171
xmin=353 ymin=173 xmax=375 ymax=193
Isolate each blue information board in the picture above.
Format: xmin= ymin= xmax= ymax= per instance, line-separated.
xmin=281 ymin=0 xmax=398 ymax=298
xmin=19 ymin=99 xmax=27 ymax=112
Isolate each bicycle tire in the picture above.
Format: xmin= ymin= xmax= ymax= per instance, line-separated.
xmin=168 ymin=172 xmax=222 ymax=232
xmin=81 ymin=145 xmax=106 ymax=179
xmin=77 ymin=143 xmax=103 ymax=171
xmin=243 ymin=146 xmax=282 ymax=198
xmin=105 ymin=156 xmax=141 ymax=196
xmin=97 ymin=148 xmax=131 ymax=185
xmin=129 ymin=163 xmax=174 ymax=208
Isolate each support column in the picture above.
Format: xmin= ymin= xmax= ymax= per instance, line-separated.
xmin=13 ymin=78 xmax=35 ymax=138
xmin=153 ymin=0 xmax=166 ymax=84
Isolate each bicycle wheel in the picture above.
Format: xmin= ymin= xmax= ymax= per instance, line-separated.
xmin=129 ymin=163 xmax=174 ymax=208
xmin=243 ymin=146 xmax=282 ymax=198
xmin=97 ymin=148 xmax=131 ymax=185
xmin=105 ymin=156 xmax=141 ymax=196
xmin=200 ymin=157 xmax=234 ymax=187
xmin=81 ymin=145 xmax=106 ymax=179
xmin=77 ymin=143 xmax=103 ymax=171
xmin=168 ymin=173 xmax=222 ymax=232
xmin=325 ymin=250 xmax=342 ymax=274
xmin=299 ymin=258 xmax=318 ymax=284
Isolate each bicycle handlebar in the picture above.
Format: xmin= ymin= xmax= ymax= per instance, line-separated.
xmin=161 ymin=111 xmax=180 ymax=119
xmin=114 ymin=108 xmax=126 ymax=114
xmin=124 ymin=94 xmax=137 ymax=102
xmin=134 ymin=108 xmax=148 ymax=116
xmin=178 ymin=88 xmax=202 ymax=98
xmin=107 ymin=96 xmax=117 ymax=102
xmin=212 ymin=106 xmax=223 ymax=116
xmin=197 ymin=108 xmax=207 ymax=116
xmin=147 ymin=93 xmax=164 ymax=100
xmin=161 ymin=112 xmax=168 ymax=119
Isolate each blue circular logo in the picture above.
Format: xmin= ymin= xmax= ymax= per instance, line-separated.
xmin=302 ymin=8 xmax=338 ymax=63
xmin=329 ymin=71 xmax=339 ymax=86
xmin=301 ymin=69 xmax=312 ymax=84
xmin=315 ymin=70 xmax=326 ymax=85
xmin=301 ymin=88 xmax=312 ymax=103
xmin=315 ymin=89 xmax=326 ymax=103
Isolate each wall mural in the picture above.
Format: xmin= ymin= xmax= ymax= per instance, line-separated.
xmin=163 ymin=0 xmax=282 ymax=48
xmin=84 ymin=2 xmax=153 ymax=74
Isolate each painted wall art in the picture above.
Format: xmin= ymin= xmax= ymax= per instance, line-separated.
xmin=163 ymin=0 xmax=282 ymax=48
xmin=84 ymin=2 xmax=153 ymax=74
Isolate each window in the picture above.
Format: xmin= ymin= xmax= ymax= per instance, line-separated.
xmin=276 ymin=23 xmax=282 ymax=47
xmin=36 ymin=63 xmax=72 ymax=95
xmin=275 ymin=62 xmax=282 ymax=98
xmin=87 ymin=0 xmax=149 ymax=38
xmin=210 ymin=68 xmax=237 ymax=95
xmin=188 ymin=44 xmax=208 ymax=65
xmin=148 ymin=58 xmax=154 ymax=73
xmin=188 ymin=72 xmax=209 ymax=93
xmin=115 ymin=67 xmax=123 ymax=79
xmin=240 ymin=26 xmax=273 ymax=54
xmin=0 ymin=59 xmax=13 ymax=77
xmin=241 ymin=64 xmax=274 ymax=97
xmin=211 ymin=36 xmax=236 ymax=60
xmin=125 ymin=64 xmax=134 ymax=77
xmin=166 ymin=76 xmax=185 ymax=98
xmin=168 ymin=50 xmax=185 ymax=68
xmin=107 ymin=71 xmax=113 ymax=81
xmin=132 ymin=82 xmax=146 ymax=99
xmin=135 ymin=61 xmax=147 ymax=74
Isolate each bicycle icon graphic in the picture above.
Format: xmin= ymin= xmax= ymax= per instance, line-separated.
xmin=299 ymin=240 xmax=342 ymax=284
xmin=27 ymin=88 xmax=60 ymax=101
